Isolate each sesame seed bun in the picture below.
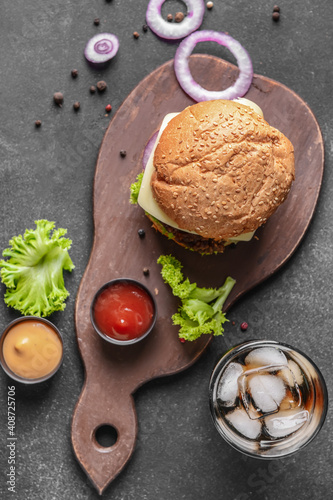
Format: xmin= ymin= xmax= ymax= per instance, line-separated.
xmin=150 ymin=100 xmax=295 ymax=245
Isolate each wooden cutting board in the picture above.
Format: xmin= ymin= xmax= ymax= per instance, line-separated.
xmin=71 ymin=55 xmax=324 ymax=494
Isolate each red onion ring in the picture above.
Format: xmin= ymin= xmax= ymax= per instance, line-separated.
xmin=146 ymin=0 xmax=205 ymax=40
xmin=84 ymin=33 xmax=119 ymax=67
xmin=174 ymin=30 xmax=253 ymax=101
xmin=143 ymin=131 xmax=159 ymax=169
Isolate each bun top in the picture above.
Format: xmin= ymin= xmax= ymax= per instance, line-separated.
xmin=150 ymin=99 xmax=295 ymax=240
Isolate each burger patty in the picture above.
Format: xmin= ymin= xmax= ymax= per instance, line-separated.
xmin=149 ymin=216 xmax=227 ymax=255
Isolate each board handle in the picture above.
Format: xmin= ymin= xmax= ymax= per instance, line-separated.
xmin=71 ymin=379 xmax=138 ymax=495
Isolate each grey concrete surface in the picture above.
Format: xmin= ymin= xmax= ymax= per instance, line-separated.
xmin=0 ymin=1 xmax=332 ymax=499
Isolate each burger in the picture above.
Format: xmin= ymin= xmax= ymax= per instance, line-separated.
xmin=133 ymin=99 xmax=295 ymax=255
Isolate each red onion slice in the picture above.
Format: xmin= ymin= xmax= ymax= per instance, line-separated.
xmin=143 ymin=131 xmax=159 ymax=169
xmin=146 ymin=0 xmax=205 ymax=40
xmin=84 ymin=33 xmax=119 ymax=67
xmin=174 ymin=30 xmax=253 ymax=101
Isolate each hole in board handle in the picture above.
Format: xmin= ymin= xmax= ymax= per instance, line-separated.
xmin=94 ymin=424 xmax=118 ymax=448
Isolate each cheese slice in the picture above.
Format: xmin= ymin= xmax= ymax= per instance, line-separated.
xmin=138 ymin=113 xmax=179 ymax=229
xmin=138 ymin=99 xmax=264 ymax=243
xmin=234 ymin=98 xmax=264 ymax=118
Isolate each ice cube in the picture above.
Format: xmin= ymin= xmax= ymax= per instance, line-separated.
xmin=279 ymin=364 xmax=296 ymax=387
xmin=248 ymin=374 xmax=286 ymax=414
xmin=217 ymin=362 xmax=244 ymax=407
xmin=245 ymin=347 xmax=288 ymax=368
xmin=278 ymin=366 xmax=302 ymax=411
xmin=264 ymin=409 xmax=309 ymax=438
xmin=226 ymin=407 xmax=262 ymax=440
xmin=288 ymin=359 xmax=304 ymax=386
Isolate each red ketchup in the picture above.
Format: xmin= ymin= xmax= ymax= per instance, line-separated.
xmin=93 ymin=282 xmax=155 ymax=342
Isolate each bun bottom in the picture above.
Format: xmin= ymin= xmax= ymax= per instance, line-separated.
xmin=146 ymin=214 xmax=227 ymax=255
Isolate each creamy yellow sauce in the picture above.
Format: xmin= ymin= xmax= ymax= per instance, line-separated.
xmin=2 ymin=320 xmax=63 ymax=379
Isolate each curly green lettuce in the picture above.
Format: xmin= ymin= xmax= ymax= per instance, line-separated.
xmin=157 ymin=254 xmax=236 ymax=341
xmin=130 ymin=172 xmax=144 ymax=205
xmin=0 ymin=219 xmax=74 ymax=317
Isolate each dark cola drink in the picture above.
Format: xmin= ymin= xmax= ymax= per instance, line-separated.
xmin=209 ymin=340 xmax=328 ymax=458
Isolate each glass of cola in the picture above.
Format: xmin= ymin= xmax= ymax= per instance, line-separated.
xmin=209 ymin=340 xmax=328 ymax=458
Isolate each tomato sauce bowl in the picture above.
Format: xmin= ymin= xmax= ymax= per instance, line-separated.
xmin=90 ymin=279 xmax=157 ymax=346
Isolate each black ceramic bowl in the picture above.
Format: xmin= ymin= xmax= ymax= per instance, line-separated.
xmin=90 ymin=278 xmax=157 ymax=346
xmin=0 ymin=316 xmax=63 ymax=384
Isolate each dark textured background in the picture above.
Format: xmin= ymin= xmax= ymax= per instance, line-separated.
xmin=0 ymin=1 xmax=332 ymax=498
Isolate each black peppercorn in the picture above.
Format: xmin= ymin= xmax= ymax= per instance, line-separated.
xmin=73 ymin=101 xmax=80 ymax=111
xmin=133 ymin=31 xmax=140 ymax=39
xmin=272 ymin=11 xmax=280 ymax=21
xmin=71 ymin=69 xmax=78 ymax=78
xmin=94 ymin=18 xmax=100 ymax=26
xmin=143 ymin=267 xmax=150 ymax=276
xmin=174 ymin=12 xmax=185 ymax=23
xmin=167 ymin=14 xmax=173 ymax=22
xmin=142 ymin=24 xmax=148 ymax=32
xmin=138 ymin=229 xmax=145 ymax=238
xmin=90 ymin=85 xmax=96 ymax=94
xmin=120 ymin=150 xmax=127 ymax=158
xmin=273 ymin=5 xmax=280 ymax=12
xmin=35 ymin=120 xmax=42 ymax=128
xmin=53 ymin=92 xmax=64 ymax=107
xmin=97 ymin=80 xmax=107 ymax=92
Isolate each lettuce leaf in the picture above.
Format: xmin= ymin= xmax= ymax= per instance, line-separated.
xmin=0 ymin=219 xmax=74 ymax=317
xmin=130 ymin=172 xmax=144 ymax=204
xmin=157 ymin=254 xmax=235 ymax=341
